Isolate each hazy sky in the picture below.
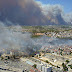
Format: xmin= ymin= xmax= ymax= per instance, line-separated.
xmin=36 ymin=0 xmax=72 ymax=13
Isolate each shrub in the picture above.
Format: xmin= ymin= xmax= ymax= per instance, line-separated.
xmin=66 ymin=60 xmax=69 ymax=64
xmin=68 ymin=64 xmax=72 ymax=69
xmin=46 ymin=60 xmax=49 ymax=63
xmin=1 ymin=56 xmax=4 ymax=60
xmin=62 ymin=63 xmax=68 ymax=71
xmin=33 ymin=64 xmax=37 ymax=68
xmin=39 ymin=54 xmax=41 ymax=56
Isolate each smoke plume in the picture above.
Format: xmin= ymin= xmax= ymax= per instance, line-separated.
xmin=37 ymin=2 xmax=71 ymax=25
xmin=0 ymin=0 xmax=71 ymax=25
xmin=0 ymin=21 xmax=35 ymax=55
xmin=0 ymin=0 xmax=48 ymax=26
xmin=0 ymin=22 xmax=72 ymax=55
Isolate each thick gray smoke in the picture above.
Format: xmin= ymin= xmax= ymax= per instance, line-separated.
xmin=39 ymin=4 xmax=65 ymax=24
xmin=0 ymin=22 xmax=36 ymax=55
xmin=37 ymin=2 xmax=72 ymax=25
xmin=0 ymin=22 xmax=72 ymax=55
xmin=0 ymin=0 xmax=71 ymax=25
xmin=63 ymin=12 xmax=72 ymax=23
xmin=0 ymin=0 xmax=47 ymax=26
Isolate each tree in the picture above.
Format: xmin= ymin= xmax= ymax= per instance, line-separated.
xmin=62 ymin=63 xmax=68 ymax=71
xmin=62 ymin=63 xmax=64 ymax=66
xmin=8 ymin=56 xmax=10 ymax=59
xmin=60 ymin=52 xmax=62 ymax=55
xmin=46 ymin=60 xmax=49 ymax=63
xmin=42 ymin=51 xmax=45 ymax=53
xmin=68 ymin=64 xmax=72 ymax=69
xmin=33 ymin=64 xmax=37 ymax=68
xmin=39 ymin=54 xmax=41 ymax=56
xmin=13 ymin=55 xmax=15 ymax=59
xmin=70 ymin=51 xmax=72 ymax=55
xmin=66 ymin=60 xmax=69 ymax=64
xmin=1 ymin=56 xmax=4 ymax=60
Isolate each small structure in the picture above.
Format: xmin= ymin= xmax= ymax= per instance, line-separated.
xmin=37 ymin=63 xmax=52 ymax=72
xmin=45 ymin=67 xmax=52 ymax=72
xmin=42 ymin=66 xmax=45 ymax=72
xmin=10 ymin=50 xmax=19 ymax=56
xmin=35 ymin=53 xmax=40 ymax=58
xmin=10 ymin=50 xmax=20 ymax=59
xmin=26 ymin=60 xmax=34 ymax=66
xmin=37 ymin=64 xmax=44 ymax=71
xmin=1 ymin=53 xmax=11 ymax=60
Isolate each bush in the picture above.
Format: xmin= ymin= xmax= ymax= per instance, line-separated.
xmin=42 ymin=51 xmax=45 ymax=53
xmin=32 ymin=55 xmax=34 ymax=57
xmin=62 ymin=63 xmax=68 ymax=71
xmin=39 ymin=54 xmax=41 ymax=56
xmin=8 ymin=56 xmax=10 ymax=59
xmin=33 ymin=64 xmax=37 ymax=68
xmin=68 ymin=64 xmax=72 ymax=69
xmin=46 ymin=60 xmax=49 ymax=63
xmin=1 ymin=56 xmax=4 ymax=60
xmin=66 ymin=60 xmax=69 ymax=64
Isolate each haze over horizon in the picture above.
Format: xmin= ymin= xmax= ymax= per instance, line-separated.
xmin=0 ymin=0 xmax=72 ymax=26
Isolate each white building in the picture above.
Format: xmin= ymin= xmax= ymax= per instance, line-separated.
xmin=45 ymin=67 xmax=52 ymax=72
xmin=42 ymin=66 xmax=45 ymax=72
xmin=37 ymin=64 xmax=44 ymax=71
xmin=37 ymin=63 xmax=52 ymax=72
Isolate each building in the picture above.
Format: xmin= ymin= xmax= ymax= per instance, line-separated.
xmin=37 ymin=64 xmax=44 ymax=71
xmin=45 ymin=67 xmax=52 ymax=72
xmin=37 ymin=63 xmax=52 ymax=72
xmin=1 ymin=53 xmax=11 ymax=60
xmin=10 ymin=50 xmax=20 ymax=56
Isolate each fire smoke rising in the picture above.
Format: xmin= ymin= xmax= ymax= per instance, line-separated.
xmin=0 ymin=0 xmax=72 ymax=25
xmin=0 ymin=22 xmax=72 ymax=55
xmin=0 ymin=22 xmax=35 ymax=55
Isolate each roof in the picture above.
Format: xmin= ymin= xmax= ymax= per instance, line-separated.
xmin=26 ymin=61 xmax=34 ymax=66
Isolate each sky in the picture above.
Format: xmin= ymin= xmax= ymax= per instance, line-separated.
xmin=36 ymin=0 xmax=72 ymax=13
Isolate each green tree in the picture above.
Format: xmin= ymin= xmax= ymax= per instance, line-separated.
xmin=62 ymin=63 xmax=68 ymax=71
xmin=1 ymin=56 xmax=4 ymax=60
xmin=39 ymin=54 xmax=41 ymax=56
xmin=68 ymin=64 xmax=72 ymax=69
xmin=46 ymin=60 xmax=49 ymax=63
xmin=33 ymin=64 xmax=37 ymax=68
xmin=8 ymin=56 xmax=10 ymax=59
xmin=66 ymin=60 xmax=69 ymax=64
